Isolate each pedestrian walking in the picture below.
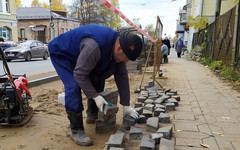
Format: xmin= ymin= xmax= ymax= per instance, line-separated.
xmin=175 ymin=37 xmax=184 ymax=58
xmin=48 ymin=24 xmax=142 ymax=147
xmin=162 ymin=36 xmax=171 ymax=55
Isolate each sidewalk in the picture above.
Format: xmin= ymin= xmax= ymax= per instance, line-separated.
xmin=159 ymin=49 xmax=240 ymax=149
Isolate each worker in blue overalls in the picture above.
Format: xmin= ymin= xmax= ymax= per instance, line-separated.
xmin=48 ymin=24 xmax=142 ymax=146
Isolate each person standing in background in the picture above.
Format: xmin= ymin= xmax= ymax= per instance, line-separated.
xmin=162 ymin=36 xmax=171 ymax=55
xmin=175 ymin=37 xmax=184 ymax=58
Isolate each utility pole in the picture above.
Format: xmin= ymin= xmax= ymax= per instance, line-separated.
xmin=49 ymin=0 xmax=54 ymax=40
xmin=234 ymin=2 xmax=240 ymax=68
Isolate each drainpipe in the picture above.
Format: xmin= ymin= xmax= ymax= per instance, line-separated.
xmin=200 ymin=0 xmax=204 ymax=17
xmin=215 ymin=0 xmax=222 ymax=18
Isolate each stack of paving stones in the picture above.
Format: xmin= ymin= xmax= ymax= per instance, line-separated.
xmin=95 ymin=90 xmax=119 ymax=134
xmin=105 ymin=80 xmax=179 ymax=150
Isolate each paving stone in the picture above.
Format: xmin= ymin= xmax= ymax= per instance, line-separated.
xmin=134 ymin=102 xmax=143 ymax=108
xmin=148 ymin=95 xmax=159 ymax=100
xmin=137 ymin=115 xmax=147 ymax=124
xmin=163 ymin=88 xmax=171 ymax=93
xmin=147 ymin=117 xmax=159 ymax=132
xmin=140 ymin=91 xmax=149 ymax=96
xmin=98 ymin=104 xmax=119 ymax=121
xmin=58 ymin=92 xmax=65 ymax=105
xmin=157 ymin=126 xmax=173 ymax=139
xmin=161 ymin=95 xmax=171 ymax=102
xmin=155 ymin=104 xmax=166 ymax=110
xmin=166 ymin=92 xmax=175 ymax=97
xmin=129 ymin=126 xmax=143 ymax=140
xmin=140 ymin=136 xmax=155 ymax=150
xmin=147 ymin=80 xmax=155 ymax=87
xmin=122 ymin=114 xmax=136 ymax=130
xmin=107 ymin=133 xmax=124 ymax=149
xmin=138 ymin=96 xmax=147 ymax=103
xmin=146 ymin=85 xmax=159 ymax=92
xmin=95 ymin=114 xmax=116 ymax=134
xmin=142 ymin=109 xmax=153 ymax=119
xmin=172 ymin=95 xmax=180 ymax=101
xmin=148 ymin=91 xmax=158 ymax=96
xmin=144 ymin=99 xmax=154 ymax=105
xmin=159 ymin=113 xmax=170 ymax=123
xmin=167 ymin=98 xmax=178 ymax=106
xmin=109 ymin=147 xmax=124 ymax=150
xmin=110 ymin=147 xmax=125 ymax=150
xmin=144 ymin=104 xmax=154 ymax=112
xmin=154 ymin=108 xmax=165 ymax=116
xmin=100 ymin=90 xmax=119 ymax=105
xmin=165 ymin=103 xmax=175 ymax=111
xmin=169 ymin=90 xmax=177 ymax=95
xmin=134 ymin=107 xmax=143 ymax=115
xmin=144 ymin=84 xmax=150 ymax=90
xmin=150 ymin=133 xmax=163 ymax=145
xmin=154 ymin=98 xmax=165 ymax=105
xmin=159 ymin=138 xmax=174 ymax=150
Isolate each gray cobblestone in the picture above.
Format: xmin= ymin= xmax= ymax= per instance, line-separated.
xmin=142 ymin=109 xmax=153 ymax=119
xmin=150 ymin=133 xmax=163 ymax=145
xmin=159 ymin=138 xmax=174 ymax=150
xmin=137 ymin=115 xmax=147 ymax=124
xmin=159 ymin=113 xmax=170 ymax=123
xmin=147 ymin=117 xmax=159 ymax=132
xmin=165 ymin=103 xmax=175 ymax=111
xmin=140 ymin=136 xmax=155 ymax=150
xmin=129 ymin=126 xmax=143 ymax=140
xmin=157 ymin=126 xmax=173 ymax=139
xmin=107 ymin=133 xmax=124 ymax=149
xmin=144 ymin=104 xmax=154 ymax=112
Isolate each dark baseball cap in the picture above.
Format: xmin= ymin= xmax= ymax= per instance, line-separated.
xmin=119 ymin=31 xmax=143 ymax=61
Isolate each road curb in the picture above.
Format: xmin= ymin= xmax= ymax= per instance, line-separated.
xmin=28 ymin=75 xmax=60 ymax=88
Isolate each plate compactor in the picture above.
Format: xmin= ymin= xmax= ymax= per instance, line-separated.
xmin=0 ymin=48 xmax=33 ymax=126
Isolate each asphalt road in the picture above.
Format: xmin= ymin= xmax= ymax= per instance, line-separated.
xmin=0 ymin=58 xmax=55 ymax=77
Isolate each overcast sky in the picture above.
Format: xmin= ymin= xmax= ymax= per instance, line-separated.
xmin=21 ymin=0 xmax=186 ymax=38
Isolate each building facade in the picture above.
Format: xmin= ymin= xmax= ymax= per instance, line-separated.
xmin=17 ymin=7 xmax=80 ymax=44
xmin=0 ymin=0 xmax=18 ymax=42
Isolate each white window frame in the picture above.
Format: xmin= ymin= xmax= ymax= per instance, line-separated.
xmin=0 ymin=0 xmax=10 ymax=14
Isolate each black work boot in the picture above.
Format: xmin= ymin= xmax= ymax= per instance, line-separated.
xmin=86 ymin=99 xmax=98 ymax=124
xmin=67 ymin=111 xmax=93 ymax=146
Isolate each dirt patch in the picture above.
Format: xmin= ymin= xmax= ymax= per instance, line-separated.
xmin=0 ymin=70 xmax=158 ymax=150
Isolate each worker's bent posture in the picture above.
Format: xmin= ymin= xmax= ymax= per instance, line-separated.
xmin=48 ymin=24 xmax=143 ymax=146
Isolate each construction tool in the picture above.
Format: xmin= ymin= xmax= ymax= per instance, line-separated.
xmin=0 ymin=48 xmax=33 ymax=126
xmin=134 ymin=40 xmax=154 ymax=93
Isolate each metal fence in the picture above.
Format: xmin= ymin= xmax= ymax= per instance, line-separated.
xmin=192 ymin=6 xmax=237 ymax=66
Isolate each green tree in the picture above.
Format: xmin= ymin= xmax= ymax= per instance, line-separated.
xmin=15 ymin=0 xmax=22 ymax=7
xmin=99 ymin=0 xmax=121 ymax=30
xmin=187 ymin=15 xmax=208 ymax=30
xmin=233 ymin=0 xmax=239 ymax=3
xmin=31 ymin=0 xmax=42 ymax=7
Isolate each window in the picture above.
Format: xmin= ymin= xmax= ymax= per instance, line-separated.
xmin=0 ymin=0 xmax=2 ymax=12
xmin=20 ymin=29 xmax=25 ymax=39
xmin=5 ymin=0 xmax=9 ymax=12
xmin=0 ymin=26 xmax=10 ymax=41
xmin=61 ymin=28 xmax=64 ymax=34
xmin=0 ymin=0 xmax=10 ymax=13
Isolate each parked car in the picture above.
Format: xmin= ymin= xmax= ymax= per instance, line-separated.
xmin=4 ymin=40 xmax=49 ymax=62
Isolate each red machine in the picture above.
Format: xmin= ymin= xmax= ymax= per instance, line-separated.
xmin=0 ymin=48 xmax=33 ymax=126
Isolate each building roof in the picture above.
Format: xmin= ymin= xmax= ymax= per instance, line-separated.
xmin=16 ymin=7 xmax=79 ymax=22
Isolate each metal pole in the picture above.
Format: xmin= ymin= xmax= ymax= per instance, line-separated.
xmin=234 ymin=3 xmax=240 ymax=68
xmin=49 ymin=0 xmax=54 ymax=40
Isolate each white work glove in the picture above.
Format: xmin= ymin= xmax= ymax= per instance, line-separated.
xmin=123 ymin=106 xmax=139 ymax=119
xmin=93 ymin=95 xmax=109 ymax=114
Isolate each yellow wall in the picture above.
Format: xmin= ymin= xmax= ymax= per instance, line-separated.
xmin=221 ymin=0 xmax=237 ymax=15
xmin=0 ymin=0 xmax=18 ymax=42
